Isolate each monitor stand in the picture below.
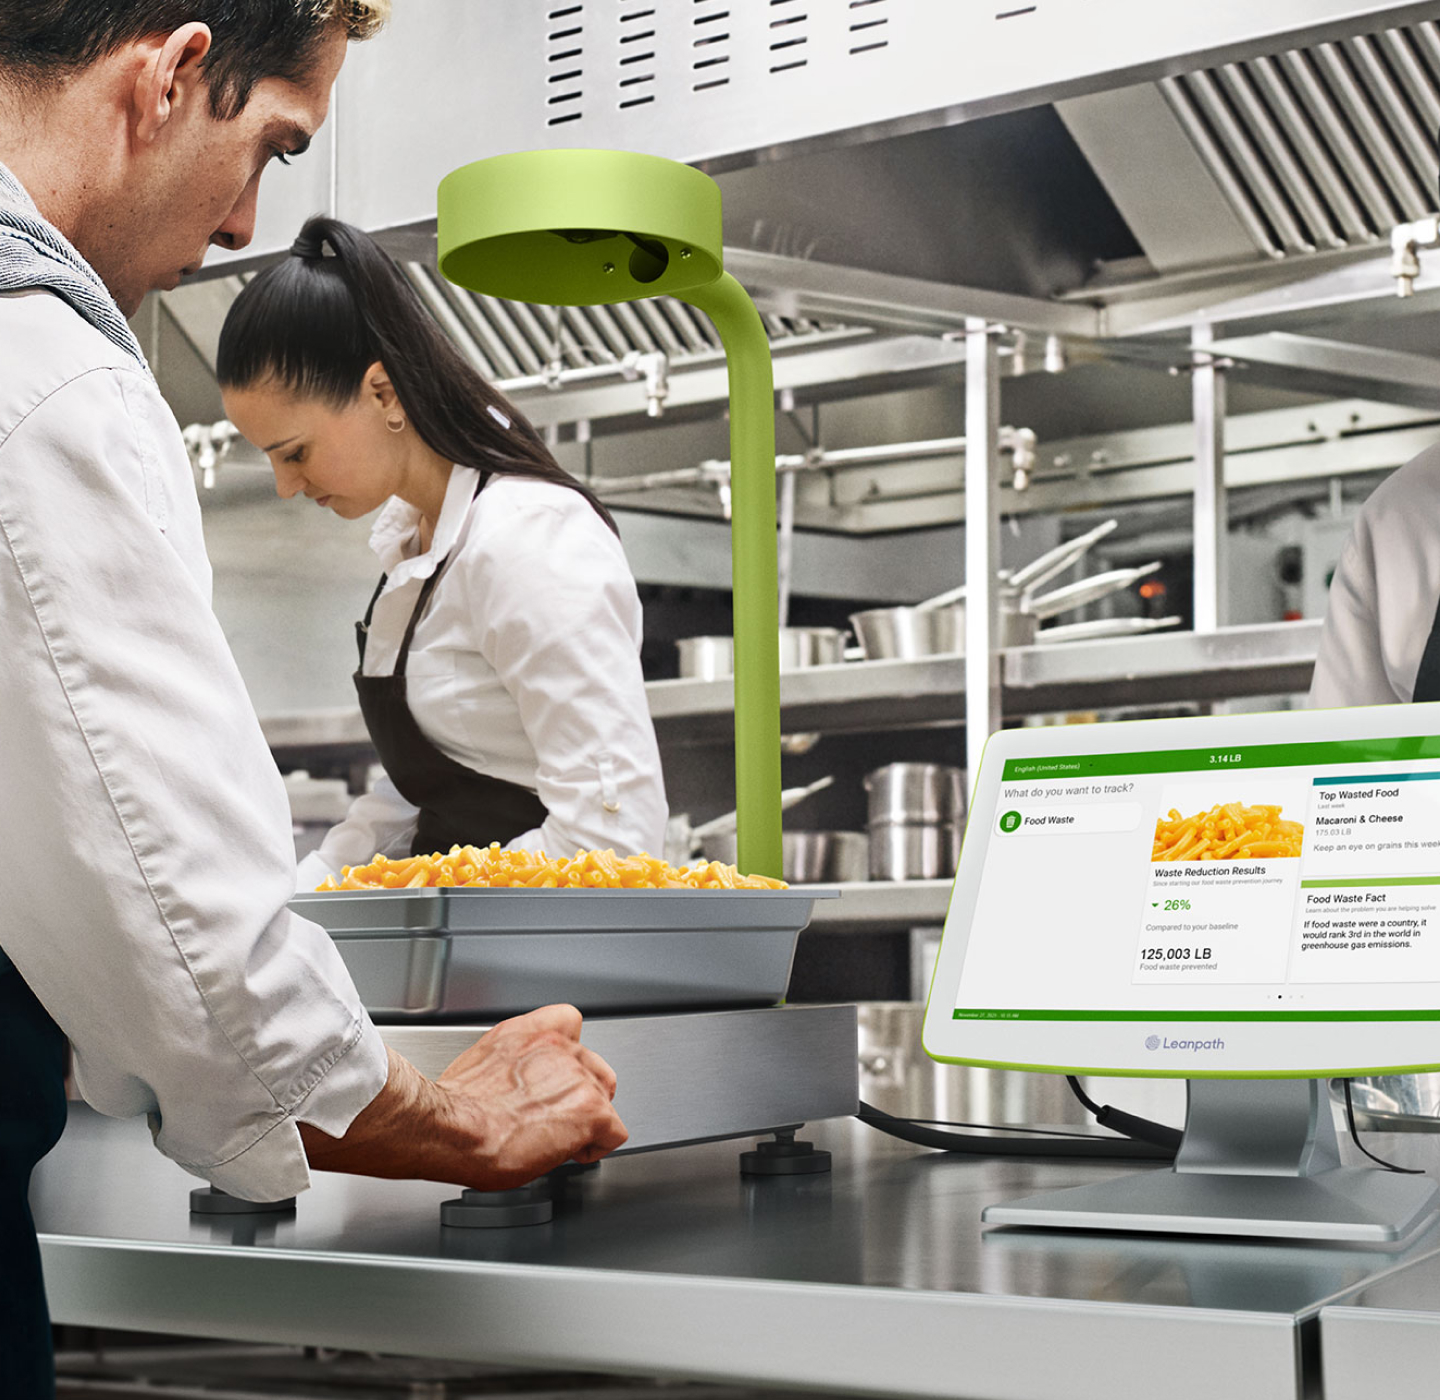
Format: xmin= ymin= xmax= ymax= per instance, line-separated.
xmin=982 ymin=1078 xmax=1440 ymax=1244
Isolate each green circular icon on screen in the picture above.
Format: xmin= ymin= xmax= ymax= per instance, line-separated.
xmin=999 ymin=810 xmax=1022 ymax=833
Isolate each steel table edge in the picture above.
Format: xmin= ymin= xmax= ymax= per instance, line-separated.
xmin=39 ymin=1233 xmax=1308 ymax=1400
xmin=1318 ymin=1301 xmax=1440 ymax=1400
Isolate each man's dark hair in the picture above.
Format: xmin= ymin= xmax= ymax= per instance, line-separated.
xmin=0 ymin=1 xmax=388 ymax=118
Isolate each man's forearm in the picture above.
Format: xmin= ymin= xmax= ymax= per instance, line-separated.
xmin=298 ymin=1046 xmax=458 ymax=1181
xmin=296 ymin=1007 xmax=628 ymax=1192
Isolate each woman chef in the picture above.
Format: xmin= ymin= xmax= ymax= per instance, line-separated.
xmin=1310 ymin=441 xmax=1440 ymax=708
xmin=218 ymin=215 xmax=668 ymax=885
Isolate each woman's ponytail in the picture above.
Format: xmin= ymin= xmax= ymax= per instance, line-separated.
xmin=218 ymin=213 xmax=618 ymax=536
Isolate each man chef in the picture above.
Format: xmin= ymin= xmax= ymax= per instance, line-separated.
xmin=1311 ymin=442 xmax=1440 ymax=708
xmin=0 ymin=3 xmax=627 ymax=1391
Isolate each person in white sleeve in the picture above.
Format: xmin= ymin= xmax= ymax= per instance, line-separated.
xmin=0 ymin=6 xmax=626 ymax=1391
xmin=216 ymin=215 xmax=669 ymax=889
xmin=1310 ymin=443 xmax=1440 ymax=709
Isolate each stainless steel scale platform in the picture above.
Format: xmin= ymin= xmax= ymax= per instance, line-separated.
xmin=383 ymin=1004 xmax=860 ymax=1158
xmin=188 ymin=1004 xmax=860 ymax=1221
xmin=188 ymin=891 xmax=863 ymax=1222
xmin=287 ymin=887 xmax=861 ymax=1185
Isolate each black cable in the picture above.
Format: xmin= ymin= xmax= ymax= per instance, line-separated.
xmin=1065 ymin=1075 xmax=1184 ymax=1152
xmin=1342 ymin=1078 xmax=1426 ymax=1175
xmin=855 ymin=1099 xmax=1175 ymax=1161
xmin=877 ymin=1113 xmax=1101 ymax=1139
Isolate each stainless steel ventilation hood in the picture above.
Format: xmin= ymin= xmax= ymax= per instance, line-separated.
xmin=152 ymin=1 xmax=1440 ymax=474
xmin=165 ymin=2 xmax=1440 ymax=354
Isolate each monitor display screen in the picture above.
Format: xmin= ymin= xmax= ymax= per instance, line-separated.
xmin=922 ymin=704 xmax=1440 ymax=1078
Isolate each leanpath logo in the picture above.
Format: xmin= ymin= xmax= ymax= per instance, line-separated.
xmin=1145 ymin=1033 xmax=1226 ymax=1053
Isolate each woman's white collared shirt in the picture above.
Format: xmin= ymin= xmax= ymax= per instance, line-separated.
xmin=301 ymin=467 xmax=668 ymax=884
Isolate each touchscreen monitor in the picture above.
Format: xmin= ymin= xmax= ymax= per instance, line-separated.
xmin=923 ymin=703 xmax=1440 ymax=1079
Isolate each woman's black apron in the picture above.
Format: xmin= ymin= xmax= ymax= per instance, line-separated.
xmin=355 ymin=477 xmax=547 ymax=856
xmin=1415 ymin=619 xmax=1440 ymax=704
xmin=0 ymin=952 xmax=69 ymax=1396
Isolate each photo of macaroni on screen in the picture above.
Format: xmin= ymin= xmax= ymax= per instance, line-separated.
xmin=1152 ymin=801 xmax=1304 ymax=861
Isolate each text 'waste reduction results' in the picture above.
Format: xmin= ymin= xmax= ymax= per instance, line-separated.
xmin=958 ymin=742 xmax=1440 ymax=1022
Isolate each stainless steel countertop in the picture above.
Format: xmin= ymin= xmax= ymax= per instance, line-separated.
xmin=34 ymin=1106 xmax=1440 ymax=1400
xmin=1321 ymin=1246 xmax=1440 ymax=1399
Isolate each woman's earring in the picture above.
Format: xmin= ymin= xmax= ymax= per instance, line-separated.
xmin=386 ymin=414 xmax=405 ymax=434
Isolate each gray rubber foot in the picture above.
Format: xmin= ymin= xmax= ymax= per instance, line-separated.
xmin=740 ymin=1128 xmax=833 ymax=1176
xmin=190 ymin=1186 xmax=296 ymax=1215
xmin=441 ymin=1182 xmax=554 ymax=1228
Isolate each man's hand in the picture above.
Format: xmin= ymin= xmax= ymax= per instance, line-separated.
xmin=298 ymin=1004 xmax=627 ymax=1190
xmin=433 ymin=1003 xmax=627 ymax=1188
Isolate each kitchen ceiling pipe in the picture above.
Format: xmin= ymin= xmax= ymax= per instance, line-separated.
xmin=437 ymin=148 xmax=782 ymax=877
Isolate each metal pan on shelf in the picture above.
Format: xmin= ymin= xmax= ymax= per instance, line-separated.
xmin=676 ymin=627 xmax=848 ymax=680
xmin=291 ymin=886 xmax=838 ymax=1019
xmin=698 ymin=829 xmax=869 ymax=883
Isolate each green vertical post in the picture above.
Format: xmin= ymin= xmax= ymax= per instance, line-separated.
xmin=678 ymin=273 xmax=783 ymax=878
xmin=434 ymin=149 xmax=782 ymax=877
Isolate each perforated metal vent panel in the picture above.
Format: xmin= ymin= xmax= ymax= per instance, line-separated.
xmin=1161 ymin=21 xmax=1440 ymax=257
xmin=847 ymin=0 xmax=891 ymax=56
xmin=516 ymin=0 xmax=1020 ymax=159
xmin=545 ymin=3 xmax=586 ymax=129
xmin=617 ymin=1 xmax=659 ymax=109
xmin=692 ymin=2 xmax=732 ymax=92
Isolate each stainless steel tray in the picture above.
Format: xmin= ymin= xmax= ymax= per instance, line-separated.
xmin=290 ymin=887 xmax=840 ymax=1018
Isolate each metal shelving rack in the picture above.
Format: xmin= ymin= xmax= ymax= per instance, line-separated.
xmin=264 ymin=622 xmax=1320 ymax=940
xmin=261 ymin=620 xmax=1321 ymax=754
xmin=645 ymin=620 xmax=1322 ymax=744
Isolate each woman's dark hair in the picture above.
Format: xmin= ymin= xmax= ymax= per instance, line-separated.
xmin=217 ymin=215 xmax=618 ymax=536
xmin=0 ymin=2 xmax=387 ymax=118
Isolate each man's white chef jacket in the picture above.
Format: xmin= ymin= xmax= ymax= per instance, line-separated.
xmin=0 ymin=287 xmax=388 ymax=1200
xmin=1311 ymin=444 xmax=1440 ymax=708
xmin=298 ymin=467 xmax=668 ymax=886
